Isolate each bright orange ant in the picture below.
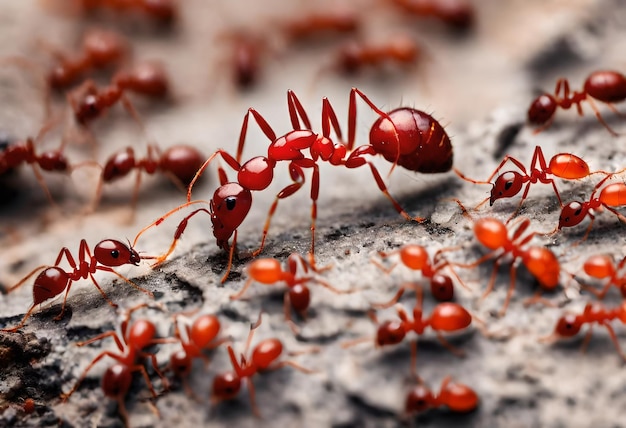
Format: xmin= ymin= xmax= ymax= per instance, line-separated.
xmin=454 ymin=145 xmax=612 ymax=218
xmin=1 ymin=239 xmax=153 ymax=332
xmin=575 ymin=254 xmax=626 ymax=299
xmin=540 ymin=301 xmax=626 ymax=362
xmin=45 ymin=28 xmax=129 ymax=90
xmin=453 ymin=200 xmax=560 ymax=315
xmin=230 ymin=253 xmax=352 ymax=333
xmin=557 ymin=173 xmax=626 ymax=239
xmin=133 ymin=88 xmax=453 ymax=282
xmin=210 ymin=313 xmax=316 ymax=416
xmin=61 ymin=303 xmax=170 ymax=425
xmin=342 ymin=284 xmax=472 ymax=376
xmin=404 ymin=376 xmax=479 ymax=416
xmin=372 ymin=244 xmax=470 ymax=302
xmin=527 ymin=70 xmax=626 ymax=136
xmin=389 ymin=0 xmax=475 ymax=31
xmin=167 ymin=312 xmax=227 ymax=397
xmin=91 ymin=144 xmax=204 ymax=213
xmin=69 ymin=60 xmax=169 ymax=127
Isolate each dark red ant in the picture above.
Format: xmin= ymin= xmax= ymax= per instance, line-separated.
xmin=454 ymin=145 xmax=612 ymax=218
xmin=276 ymin=9 xmax=361 ymax=44
xmin=167 ymin=312 xmax=227 ymax=397
xmin=76 ymin=0 xmax=177 ymax=25
xmin=405 ymin=376 xmax=479 ymax=416
xmin=576 ymin=254 xmax=626 ymax=299
xmin=1 ymin=239 xmax=153 ymax=332
xmin=69 ymin=60 xmax=169 ymax=127
xmin=389 ymin=0 xmax=475 ymax=31
xmin=557 ymin=173 xmax=626 ymax=239
xmin=540 ymin=301 xmax=626 ymax=362
xmin=453 ymin=200 xmax=560 ymax=315
xmin=527 ymin=70 xmax=626 ymax=136
xmin=342 ymin=284 xmax=472 ymax=376
xmin=61 ymin=303 xmax=170 ymax=425
xmin=230 ymin=253 xmax=352 ymax=333
xmin=211 ymin=313 xmax=315 ymax=416
xmin=372 ymin=244 xmax=470 ymax=302
xmin=133 ymin=88 xmax=453 ymax=282
xmin=216 ymin=30 xmax=269 ymax=89
xmin=45 ymin=28 xmax=129 ymax=90
xmin=91 ymin=144 xmax=204 ymax=213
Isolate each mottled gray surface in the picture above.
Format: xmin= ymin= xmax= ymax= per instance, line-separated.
xmin=2 ymin=0 xmax=626 ymax=427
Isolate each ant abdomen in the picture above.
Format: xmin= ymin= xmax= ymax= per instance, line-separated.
xmin=33 ymin=268 xmax=68 ymax=305
xmin=584 ymin=71 xmax=626 ymax=103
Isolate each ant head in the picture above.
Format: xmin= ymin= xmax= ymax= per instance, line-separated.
xmin=474 ymin=218 xmax=508 ymax=250
xmin=558 ymin=201 xmax=587 ymax=229
xmin=101 ymin=363 xmax=132 ymax=399
xmin=490 ymin=171 xmax=524 ymax=205
xmin=210 ymin=183 xmax=252 ymax=248
xmin=376 ymin=320 xmax=406 ymax=346
xmin=555 ymin=313 xmax=582 ymax=337
xmin=527 ymin=94 xmax=557 ymax=125
xmin=190 ymin=314 xmax=221 ymax=348
xmin=128 ymin=320 xmax=157 ymax=349
xmin=251 ymin=338 xmax=283 ymax=370
xmin=94 ymin=240 xmax=141 ymax=266
xmin=289 ymin=283 xmax=311 ymax=312
xmin=430 ymin=274 xmax=454 ymax=301
xmin=76 ymin=94 xmax=101 ymax=125
xmin=405 ymin=384 xmax=434 ymax=414
xmin=169 ymin=349 xmax=192 ymax=377
xmin=212 ymin=371 xmax=241 ymax=400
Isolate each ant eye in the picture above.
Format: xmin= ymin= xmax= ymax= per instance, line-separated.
xmin=110 ymin=250 xmax=120 ymax=259
xmin=225 ymin=197 xmax=237 ymax=210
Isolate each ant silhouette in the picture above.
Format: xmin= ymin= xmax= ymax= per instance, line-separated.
xmin=133 ymin=87 xmax=453 ymax=282
xmin=210 ymin=313 xmax=316 ymax=416
xmin=454 ymin=145 xmax=613 ymax=219
xmin=372 ymin=244 xmax=470 ymax=302
xmin=1 ymin=239 xmax=153 ymax=332
xmin=453 ymin=200 xmax=560 ymax=315
xmin=527 ymin=70 xmax=626 ymax=136
xmin=404 ymin=376 xmax=479 ymax=416
xmin=230 ymin=253 xmax=352 ymax=333
xmin=61 ymin=303 xmax=170 ymax=425
xmin=557 ymin=173 xmax=626 ymax=240
xmin=540 ymin=301 xmax=626 ymax=363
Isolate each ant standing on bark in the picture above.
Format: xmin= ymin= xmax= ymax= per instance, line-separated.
xmin=133 ymin=87 xmax=453 ymax=282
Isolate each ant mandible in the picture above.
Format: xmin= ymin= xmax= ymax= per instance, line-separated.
xmin=134 ymin=87 xmax=453 ymax=282
xmin=389 ymin=0 xmax=475 ymax=31
xmin=46 ymin=28 xmax=129 ymax=90
xmin=167 ymin=312 xmax=227 ymax=397
xmin=69 ymin=60 xmax=169 ymax=127
xmin=540 ymin=301 xmax=626 ymax=362
xmin=211 ymin=313 xmax=316 ymax=416
xmin=61 ymin=303 xmax=170 ymax=425
xmin=453 ymin=200 xmax=560 ymax=315
xmin=575 ymin=254 xmax=626 ymax=299
xmin=557 ymin=173 xmax=626 ymax=240
xmin=343 ymin=284 xmax=472 ymax=377
xmin=527 ymin=70 xmax=626 ymax=136
xmin=454 ymin=145 xmax=612 ymax=219
xmin=230 ymin=253 xmax=352 ymax=333
xmin=404 ymin=376 xmax=479 ymax=416
xmin=1 ymin=239 xmax=153 ymax=332
xmin=91 ymin=143 xmax=204 ymax=213
xmin=372 ymin=244 xmax=470 ymax=302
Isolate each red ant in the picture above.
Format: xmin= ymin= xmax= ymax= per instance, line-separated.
xmin=527 ymin=70 xmax=626 ymax=136
xmin=405 ymin=376 xmax=479 ymax=416
xmin=214 ymin=30 xmax=270 ymax=90
xmin=69 ymin=60 xmax=169 ymax=127
xmin=133 ymin=87 xmax=453 ymax=282
xmin=230 ymin=253 xmax=352 ymax=333
xmin=453 ymin=200 xmax=560 ymax=315
xmin=75 ymin=0 xmax=177 ymax=25
xmin=389 ymin=0 xmax=475 ymax=31
xmin=557 ymin=173 xmax=626 ymax=239
xmin=61 ymin=303 xmax=170 ymax=425
xmin=276 ymin=9 xmax=361 ymax=44
xmin=167 ymin=312 xmax=227 ymax=397
xmin=91 ymin=144 xmax=204 ymax=213
xmin=454 ymin=145 xmax=612 ymax=218
xmin=372 ymin=244 xmax=470 ymax=302
xmin=342 ymin=284 xmax=472 ymax=376
xmin=1 ymin=239 xmax=153 ymax=332
xmin=45 ymin=28 xmax=129 ymax=90
xmin=210 ymin=313 xmax=315 ymax=416
xmin=575 ymin=254 xmax=626 ymax=299
xmin=540 ymin=301 xmax=626 ymax=362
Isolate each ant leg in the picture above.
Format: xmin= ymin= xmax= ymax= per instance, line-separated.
xmin=498 ymin=263 xmax=518 ymax=317
xmin=409 ymin=340 xmax=422 ymax=381
xmin=119 ymin=94 xmax=146 ymax=131
xmin=187 ymin=150 xmax=240 ymax=202
xmin=3 ymin=266 xmax=48 ymax=294
xmin=246 ymin=378 xmax=260 ymax=418
xmin=140 ymin=352 xmax=170 ymax=392
xmin=77 ymin=330 xmax=124 ymax=349
xmin=271 ymin=359 xmax=316 ymax=373
xmin=287 ymin=90 xmax=313 ymax=130
xmin=62 ymin=350 xmax=124 ymax=401
xmin=320 ymin=96 xmax=344 ymax=141
xmin=129 ymin=168 xmax=143 ymax=222
xmin=283 ymin=293 xmax=301 ymax=335
xmin=1 ymin=304 xmax=39 ymax=332
xmin=604 ymin=102 xmax=626 ymax=118
xmin=131 ymin=364 xmax=161 ymax=399
xmin=601 ymin=321 xmax=626 ymax=362
xmin=230 ymin=278 xmax=255 ymax=300
xmin=235 ymin=108 xmax=277 ymax=164
xmin=370 ymin=286 xmax=407 ymax=309
xmin=347 ymin=88 xmax=392 ymax=151
xmin=434 ymin=331 xmax=465 ymax=357
xmin=29 ymin=163 xmax=58 ymax=207
xmin=96 ymin=267 xmax=154 ymax=298
xmin=480 ymin=258 xmax=502 ymax=301
xmin=222 ymin=230 xmax=238 ymax=284
xmin=54 ymin=279 xmax=77 ymax=320
xmin=586 ymin=98 xmax=620 ymax=136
